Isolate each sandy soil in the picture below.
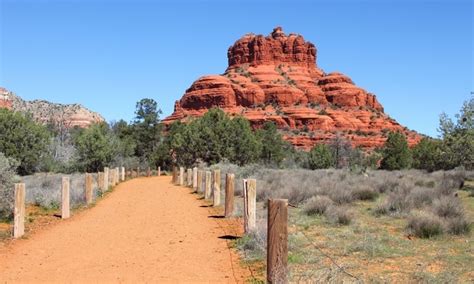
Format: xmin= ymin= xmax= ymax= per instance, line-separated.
xmin=0 ymin=176 xmax=250 ymax=283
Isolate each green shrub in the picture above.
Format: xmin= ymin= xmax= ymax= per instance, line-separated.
xmin=412 ymin=138 xmax=442 ymax=172
xmin=0 ymin=152 xmax=19 ymax=220
xmin=308 ymin=144 xmax=334 ymax=169
xmin=380 ymin=132 xmax=412 ymax=170
xmin=74 ymin=123 xmax=114 ymax=172
xmin=0 ymin=109 xmax=50 ymax=175
xmin=257 ymin=122 xmax=286 ymax=166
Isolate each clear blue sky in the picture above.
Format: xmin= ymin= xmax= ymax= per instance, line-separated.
xmin=1 ymin=0 xmax=472 ymax=137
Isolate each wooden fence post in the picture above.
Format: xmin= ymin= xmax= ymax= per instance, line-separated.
xmin=115 ymin=167 xmax=119 ymax=185
xmin=172 ymin=167 xmax=178 ymax=184
xmin=61 ymin=177 xmax=70 ymax=219
xmin=212 ymin=169 xmax=221 ymax=206
xmin=120 ymin=167 xmax=125 ymax=182
xmin=113 ymin=168 xmax=117 ymax=186
xmin=192 ymin=167 xmax=198 ymax=192
xmin=186 ymin=168 xmax=192 ymax=187
xmin=197 ymin=170 xmax=203 ymax=193
xmin=147 ymin=167 xmax=151 ymax=177
xmin=243 ymin=179 xmax=256 ymax=233
xmin=225 ymin=174 xmax=235 ymax=217
xmin=13 ymin=183 xmax=25 ymax=238
xmin=104 ymin=167 xmax=109 ymax=191
xmin=110 ymin=168 xmax=115 ymax=187
xmin=98 ymin=172 xmax=104 ymax=192
xmin=267 ymin=199 xmax=288 ymax=284
xmin=158 ymin=167 xmax=161 ymax=177
xmin=85 ymin=173 xmax=93 ymax=205
xmin=205 ymin=171 xmax=212 ymax=199
xmin=179 ymin=167 xmax=184 ymax=186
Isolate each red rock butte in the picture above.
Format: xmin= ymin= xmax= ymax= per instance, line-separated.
xmin=164 ymin=27 xmax=421 ymax=149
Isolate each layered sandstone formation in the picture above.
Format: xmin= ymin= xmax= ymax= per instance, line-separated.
xmin=164 ymin=27 xmax=421 ymax=149
xmin=0 ymin=87 xmax=104 ymax=128
xmin=0 ymin=87 xmax=13 ymax=109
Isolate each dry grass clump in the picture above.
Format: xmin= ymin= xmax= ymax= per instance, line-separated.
xmin=352 ymin=184 xmax=379 ymax=201
xmin=405 ymin=196 xmax=471 ymax=238
xmin=328 ymin=185 xmax=354 ymax=205
xmin=407 ymin=187 xmax=436 ymax=208
xmin=235 ymin=219 xmax=267 ymax=261
xmin=407 ymin=212 xmax=444 ymax=238
xmin=432 ymin=196 xmax=464 ymax=218
xmin=303 ymin=196 xmax=333 ymax=216
xmin=324 ymin=205 xmax=353 ymax=225
xmin=444 ymin=215 xmax=470 ymax=235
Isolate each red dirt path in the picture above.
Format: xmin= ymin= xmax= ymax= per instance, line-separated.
xmin=0 ymin=176 xmax=250 ymax=282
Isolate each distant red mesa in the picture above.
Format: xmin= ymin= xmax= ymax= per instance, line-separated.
xmin=164 ymin=27 xmax=421 ymax=150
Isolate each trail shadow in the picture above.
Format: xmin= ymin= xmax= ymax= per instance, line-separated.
xmin=53 ymin=214 xmax=62 ymax=218
xmin=199 ymin=204 xmax=211 ymax=208
xmin=208 ymin=215 xmax=225 ymax=219
xmin=218 ymin=235 xmax=240 ymax=240
xmin=197 ymin=197 xmax=205 ymax=200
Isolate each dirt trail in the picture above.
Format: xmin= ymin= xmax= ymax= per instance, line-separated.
xmin=0 ymin=176 xmax=249 ymax=283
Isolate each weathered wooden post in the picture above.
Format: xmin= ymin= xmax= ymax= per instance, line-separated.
xmin=267 ymin=199 xmax=288 ymax=284
xmin=192 ymin=167 xmax=198 ymax=192
xmin=179 ymin=167 xmax=185 ymax=186
xmin=158 ymin=167 xmax=161 ymax=177
xmin=13 ymin=183 xmax=25 ymax=238
xmin=147 ymin=167 xmax=151 ymax=177
xmin=85 ymin=173 xmax=93 ymax=205
xmin=115 ymin=167 xmax=119 ymax=185
xmin=172 ymin=167 xmax=178 ymax=184
xmin=61 ymin=177 xmax=70 ymax=219
xmin=243 ymin=179 xmax=256 ymax=233
xmin=212 ymin=169 xmax=221 ymax=206
xmin=113 ymin=168 xmax=117 ymax=186
xmin=197 ymin=170 xmax=203 ymax=193
xmin=110 ymin=168 xmax=115 ymax=187
xmin=187 ymin=168 xmax=192 ymax=187
xmin=205 ymin=171 xmax=212 ymax=199
xmin=225 ymin=174 xmax=235 ymax=217
xmin=98 ymin=172 xmax=104 ymax=192
xmin=120 ymin=167 xmax=125 ymax=182
xmin=104 ymin=167 xmax=109 ymax=191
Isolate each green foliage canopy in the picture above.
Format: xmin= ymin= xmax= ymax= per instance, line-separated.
xmin=308 ymin=144 xmax=335 ymax=169
xmin=0 ymin=109 xmax=50 ymax=175
xmin=380 ymin=131 xmax=412 ymax=170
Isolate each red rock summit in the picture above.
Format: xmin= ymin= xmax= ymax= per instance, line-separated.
xmin=164 ymin=27 xmax=420 ymax=149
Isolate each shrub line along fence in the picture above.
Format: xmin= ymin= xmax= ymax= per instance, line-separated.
xmin=11 ymin=166 xmax=161 ymax=240
xmin=173 ymin=165 xmax=289 ymax=283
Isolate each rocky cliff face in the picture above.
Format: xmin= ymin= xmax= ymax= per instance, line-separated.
xmin=164 ymin=27 xmax=421 ymax=149
xmin=0 ymin=87 xmax=104 ymax=128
